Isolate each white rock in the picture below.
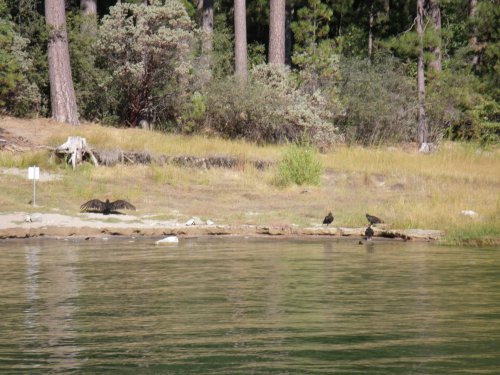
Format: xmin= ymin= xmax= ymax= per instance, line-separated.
xmin=155 ymin=236 xmax=179 ymax=245
xmin=206 ymin=219 xmax=214 ymax=225
xmin=461 ymin=210 xmax=478 ymax=218
xmin=25 ymin=213 xmax=42 ymax=223
xmin=185 ymin=217 xmax=204 ymax=226
xmin=193 ymin=216 xmax=204 ymax=225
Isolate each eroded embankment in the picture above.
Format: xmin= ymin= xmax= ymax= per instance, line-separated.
xmin=0 ymin=221 xmax=443 ymax=241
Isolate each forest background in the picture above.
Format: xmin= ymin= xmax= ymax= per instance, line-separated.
xmin=0 ymin=0 xmax=498 ymax=147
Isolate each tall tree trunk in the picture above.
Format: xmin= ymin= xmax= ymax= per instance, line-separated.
xmin=426 ymin=0 xmax=442 ymax=73
xmin=80 ymin=0 xmax=97 ymax=36
xmin=468 ymin=0 xmax=479 ymax=68
xmin=202 ymin=0 xmax=214 ymax=51
xmin=268 ymin=0 xmax=285 ymax=65
xmin=285 ymin=3 xmax=293 ymax=66
xmin=80 ymin=0 xmax=96 ymax=15
xmin=234 ymin=0 xmax=248 ymax=81
xmin=416 ymin=0 xmax=427 ymax=145
xmin=368 ymin=1 xmax=374 ymax=59
xmin=45 ymin=0 xmax=79 ymax=125
xmin=198 ymin=0 xmax=214 ymax=72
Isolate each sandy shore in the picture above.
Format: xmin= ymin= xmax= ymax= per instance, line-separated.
xmin=0 ymin=212 xmax=443 ymax=240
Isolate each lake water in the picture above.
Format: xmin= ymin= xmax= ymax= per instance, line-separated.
xmin=0 ymin=237 xmax=499 ymax=374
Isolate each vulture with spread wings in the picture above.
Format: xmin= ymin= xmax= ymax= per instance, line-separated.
xmin=80 ymin=199 xmax=136 ymax=215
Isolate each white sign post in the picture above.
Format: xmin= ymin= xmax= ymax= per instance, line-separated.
xmin=28 ymin=166 xmax=40 ymax=206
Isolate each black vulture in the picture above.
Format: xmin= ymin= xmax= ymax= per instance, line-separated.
xmin=323 ymin=212 xmax=334 ymax=226
xmin=365 ymin=224 xmax=374 ymax=240
xmin=366 ymin=213 xmax=383 ymax=225
xmin=80 ymin=199 xmax=136 ymax=215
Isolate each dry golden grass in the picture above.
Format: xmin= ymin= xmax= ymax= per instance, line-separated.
xmin=1 ymin=118 xmax=499 ymax=245
xmin=46 ymin=124 xmax=283 ymax=161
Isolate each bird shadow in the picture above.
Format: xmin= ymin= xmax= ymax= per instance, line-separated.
xmin=81 ymin=210 xmax=126 ymax=215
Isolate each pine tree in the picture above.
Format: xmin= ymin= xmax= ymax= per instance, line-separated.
xmin=45 ymin=0 xmax=79 ymax=125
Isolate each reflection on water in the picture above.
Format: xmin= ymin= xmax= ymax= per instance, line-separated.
xmin=0 ymin=237 xmax=499 ymax=373
xmin=22 ymin=244 xmax=81 ymax=372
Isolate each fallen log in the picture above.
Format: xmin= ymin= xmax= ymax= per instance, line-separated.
xmin=53 ymin=137 xmax=271 ymax=170
xmin=91 ymin=150 xmax=272 ymax=170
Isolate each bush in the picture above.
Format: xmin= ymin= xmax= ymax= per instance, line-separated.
xmin=96 ymin=0 xmax=196 ymax=127
xmin=204 ymin=64 xmax=342 ymax=148
xmin=274 ymin=144 xmax=323 ymax=187
xmin=338 ymin=55 xmax=417 ymax=145
xmin=0 ymin=5 xmax=41 ymax=116
xmin=178 ymin=91 xmax=207 ymax=133
xmin=426 ymin=69 xmax=500 ymax=144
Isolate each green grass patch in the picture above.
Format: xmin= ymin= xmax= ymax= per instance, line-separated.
xmin=0 ymin=150 xmax=57 ymax=170
xmin=442 ymin=222 xmax=500 ymax=247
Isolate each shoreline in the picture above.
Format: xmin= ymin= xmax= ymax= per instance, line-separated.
xmin=0 ymin=212 xmax=443 ymax=241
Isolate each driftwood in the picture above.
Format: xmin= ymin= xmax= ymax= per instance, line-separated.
xmin=55 ymin=136 xmax=98 ymax=170
xmin=91 ymin=150 xmax=271 ymax=170
xmin=53 ymin=136 xmax=271 ymax=170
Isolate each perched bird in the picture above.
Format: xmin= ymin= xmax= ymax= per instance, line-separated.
xmin=323 ymin=211 xmax=334 ymax=226
xmin=80 ymin=199 xmax=136 ymax=215
xmin=365 ymin=224 xmax=374 ymax=240
xmin=366 ymin=213 xmax=383 ymax=225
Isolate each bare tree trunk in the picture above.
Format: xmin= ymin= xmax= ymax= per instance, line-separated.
xmin=234 ymin=0 xmax=248 ymax=81
xmin=368 ymin=1 xmax=374 ymax=59
xmin=198 ymin=0 xmax=214 ymax=72
xmin=202 ymin=0 xmax=214 ymax=51
xmin=268 ymin=0 xmax=285 ymax=65
xmin=45 ymin=0 xmax=79 ymax=125
xmin=468 ymin=0 xmax=479 ymax=68
xmin=426 ymin=0 xmax=442 ymax=73
xmin=80 ymin=0 xmax=97 ymax=36
xmin=416 ymin=0 xmax=427 ymax=145
xmin=80 ymin=0 xmax=96 ymax=15
xmin=285 ymin=3 xmax=293 ymax=66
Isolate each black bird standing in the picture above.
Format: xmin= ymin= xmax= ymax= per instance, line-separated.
xmin=80 ymin=199 xmax=136 ymax=215
xmin=366 ymin=213 xmax=383 ymax=225
xmin=365 ymin=224 xmax=374 ymax=240
xmin=323 ymin=212 xmax=334 ymax=226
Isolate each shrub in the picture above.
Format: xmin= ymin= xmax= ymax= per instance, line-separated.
xmin=274 ymin=144 xmax=323 ymax=187
xmin=177 ymin=91 xmax=207 ymax=133
xmin=426 ymin=69 xmax=500 ymax=144
xmin=96 ymin=0 xmax=196 ymax=127
xmin=338 ymin=55 xmax=417 ymax=145
xmin=204 ymin=64 xmax=342 ymax=148
xmin=67 ymin=13 xmax=112 ymax=122
xmin=0 ymin=5 xmax=41 ymax=116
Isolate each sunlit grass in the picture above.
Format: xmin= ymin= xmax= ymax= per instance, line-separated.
xmin=1 ymin=120 xmax=499 ymax=246
xmin=323 ymin=143 xmax=499 ymax=182
xmin=0 ymin=150 xmax=57 ymax=170
xmin=46 ymin=124 xmax=283 ymax=161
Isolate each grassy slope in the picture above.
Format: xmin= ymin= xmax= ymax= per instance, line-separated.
xmin=0 ymin=119 xmax=499 ymax=246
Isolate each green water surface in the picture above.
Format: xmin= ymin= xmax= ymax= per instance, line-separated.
xmin=0 ymin=237 xmax=499 ymax=373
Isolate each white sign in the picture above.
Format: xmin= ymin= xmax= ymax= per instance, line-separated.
xmin=28 ymin=166 xmax=40 ymax=180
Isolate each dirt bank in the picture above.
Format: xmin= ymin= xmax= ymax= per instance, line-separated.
xmin=0 ymin=212 xmax=443 ymax=241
